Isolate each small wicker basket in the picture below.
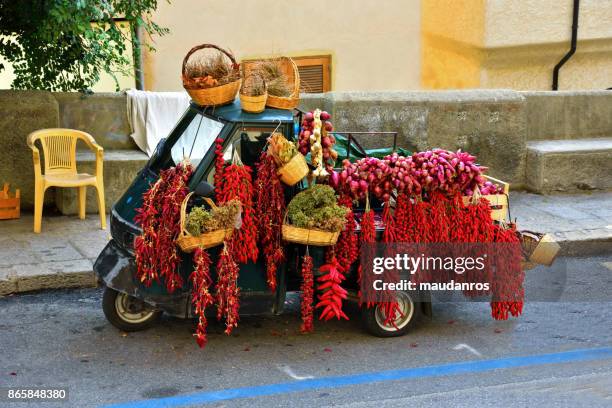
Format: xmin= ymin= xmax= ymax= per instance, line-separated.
xmin=181 ymin=44 xmax=241 ymax=107
xmin=282 ymin=213 xmax=340 ymax=246
xmin=519 ymin=230 xmax=560 ymax=266
xmin=243 ymin=57 xmax=300 ymax=110
xmin=240 ymin=73 xmax=267 ymax=113
xmin=176 ymin=192 xmax=235 ymax=253
xmin=277 ymin=153 xmax=308 ymax=186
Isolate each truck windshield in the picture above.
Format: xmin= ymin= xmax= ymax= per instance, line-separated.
xmin=170 ymin=113 xmax=224 ymax=167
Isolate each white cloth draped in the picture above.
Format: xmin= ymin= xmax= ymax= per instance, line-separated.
xmin=126 ymin=89 xmax=191 ymax=156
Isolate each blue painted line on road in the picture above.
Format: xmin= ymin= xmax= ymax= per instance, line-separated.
xmin=104 ymin=347 xmax=612 ymax=408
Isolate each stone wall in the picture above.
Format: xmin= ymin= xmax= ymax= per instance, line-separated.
xmin=1 ymin=89 xmax=610 ymax=210
xmin=523 ymin=91 xmax=612 ymax=140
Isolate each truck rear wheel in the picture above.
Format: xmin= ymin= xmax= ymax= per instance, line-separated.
xmin=361 ymin=291 xmax=422 ymax=337
xmin=102 ymin=287 xmax=161 ymax=332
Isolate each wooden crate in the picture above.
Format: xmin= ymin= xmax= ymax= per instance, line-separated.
xmin=0 ymin=183 xmax=20 ymax=220
xmin=462 ymin=175 xmax=510 ymax=222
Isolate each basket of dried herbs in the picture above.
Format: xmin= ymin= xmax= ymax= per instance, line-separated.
xmin=282 ymin=185 xmax=348 ymax=246
xmin=181 ymin=44 xmax=241 ymax=107
xmin=243 ymin=57 xmax=300 ymax=110
xmin=176 ymin=192 xmax=242 ymax=253
xmin=240 ymin=72 xmax=267 ymax=113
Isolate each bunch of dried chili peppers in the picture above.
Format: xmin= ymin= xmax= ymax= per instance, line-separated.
xmin=134 ymin=161 xmax=192 ymax=293
xmin=254 ymin=152 xmax=285 ymax=291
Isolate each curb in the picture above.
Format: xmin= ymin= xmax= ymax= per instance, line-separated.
xmin=551 ymin=229 xmax=612 ymax=257
xmin=0 ymin=270 xmax=97 ymax=297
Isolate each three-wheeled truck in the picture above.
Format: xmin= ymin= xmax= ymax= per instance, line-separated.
xmin=93 ymin=100 xmax=430 ymax=338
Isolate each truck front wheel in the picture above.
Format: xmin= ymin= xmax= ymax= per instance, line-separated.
xmin=102 ymin=287 xmax=161 ymax=332
xmin=361 ymin=291 xmax=422 ymax=337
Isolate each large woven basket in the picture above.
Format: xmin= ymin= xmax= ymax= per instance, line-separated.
xmin=277 ymin=153 xmax=308 ymax=186
xmin=240 ymin=73 xmax=267 ymax=113
xmin=181 ymin=44 xmax=241 ymax=107
xmin=282 ymin=213 xmax=340 ymax=246
xmin=176 ymin=193 xmax=234 ymax=253
xmin=243 ymin=57 xmax=300 ymax=110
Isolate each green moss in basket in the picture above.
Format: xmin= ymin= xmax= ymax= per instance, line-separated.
xmin=185 ymin=199 xmax=241 ymax=236
xmin=287 ymin=185 xmax=348 ymax=232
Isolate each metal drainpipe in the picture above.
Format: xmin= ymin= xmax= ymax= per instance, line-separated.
xmin=552 ymin=0 xmax=580 ymax=90
xmin=131 ymin=19 xmax=145 ymax=90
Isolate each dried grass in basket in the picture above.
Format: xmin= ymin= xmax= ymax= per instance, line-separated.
xmin=242 ymin=57 xmax=300 ymax=110
xmin=181 ymin=44 xmax=241 ymax=107
xmin=176 ymin=192 xmax=234 ymax=253
xmin=240 ymin=73 xmax=267 ymax=113
xmin=281 ymin=212 xmax=340 ymax=246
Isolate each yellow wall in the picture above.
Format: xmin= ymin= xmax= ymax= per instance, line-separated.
xmin=142 ymin=0 xmax=421 ymax=92
xmin=422 ymin=0 xmax=612 ymax=90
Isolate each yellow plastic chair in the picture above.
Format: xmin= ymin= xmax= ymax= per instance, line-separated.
xmin=27 ymin=128 xmax=106 ymax=233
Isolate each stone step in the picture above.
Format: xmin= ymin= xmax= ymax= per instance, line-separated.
xmin=525 ymin=138 xmax=612 ymax=193
xmin=55 ymin=150 xmax=149 ymax=215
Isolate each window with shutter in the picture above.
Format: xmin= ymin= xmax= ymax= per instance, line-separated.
xmin=293 ymin=55 xmax=331 ymax=93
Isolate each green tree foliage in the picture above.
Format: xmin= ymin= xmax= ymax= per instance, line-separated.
xmin=0 ymin=0 xmax=168 ymax=91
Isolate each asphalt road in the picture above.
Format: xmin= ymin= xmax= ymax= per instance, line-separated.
xmin=1 ymin=255 xmax=612 ymax=408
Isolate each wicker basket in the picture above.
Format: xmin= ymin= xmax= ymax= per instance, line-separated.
xmin=277 ymin=153 xmax=308 ymax=186
xmin=176 ymin=193 xmax=234 ymax=253
xmin=181 ymin=44 xmax=241 ymax=107
xmin=519 ymin=230 xmax=560 ymax=266
xmin=240 ymin=73 xmax=267 ymax=113
xmin=282 ymin=213 xmax=340 ymax=246
xmin=242 ymin=57 xmax=300 ymax=110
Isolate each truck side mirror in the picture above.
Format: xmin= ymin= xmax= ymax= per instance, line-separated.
xmin=195 ymin=181 xmax=215 ymax=198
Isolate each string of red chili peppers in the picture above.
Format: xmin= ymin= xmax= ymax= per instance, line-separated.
xmin=214 ymin=149 xmax=259 ymax=264
xmin=190 ymin=248 xmax=213 ymax=347
xmin=134 ymin=161 xmax=192 ymax=293
xmin=358 ymin=196 xmax=376 ymax=308
xmin=391 ymin=192 xmax=524 ymax=320
xmin=216 ymin=243 xmax=241 ymax=334
xmin=334 ymin=195 xmax=359 ymax=274
xmin=379 ymin=197 xmax=403 ymax=326
xmin=254 ymin=152 xmax=285 ymax=292
xmin=300 ymin=250 xmax=315 ymax=332
xmin=490 ymin=224 xmax=524 ymax=320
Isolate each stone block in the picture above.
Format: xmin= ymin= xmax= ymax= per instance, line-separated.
xmin=54 ymin=92 xmax=136 ymax=150
xmin=523 ymin=91 xmax=612 ymax=141
xmin=526 ymin=138 xmax=612 ymax=193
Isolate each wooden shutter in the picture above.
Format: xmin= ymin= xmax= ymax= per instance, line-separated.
xmin=293 ymin=55 xmax=331 ymax=93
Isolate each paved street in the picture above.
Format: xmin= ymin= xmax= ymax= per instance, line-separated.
xmin=1 ymin=255 xmax=612 ymax=407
